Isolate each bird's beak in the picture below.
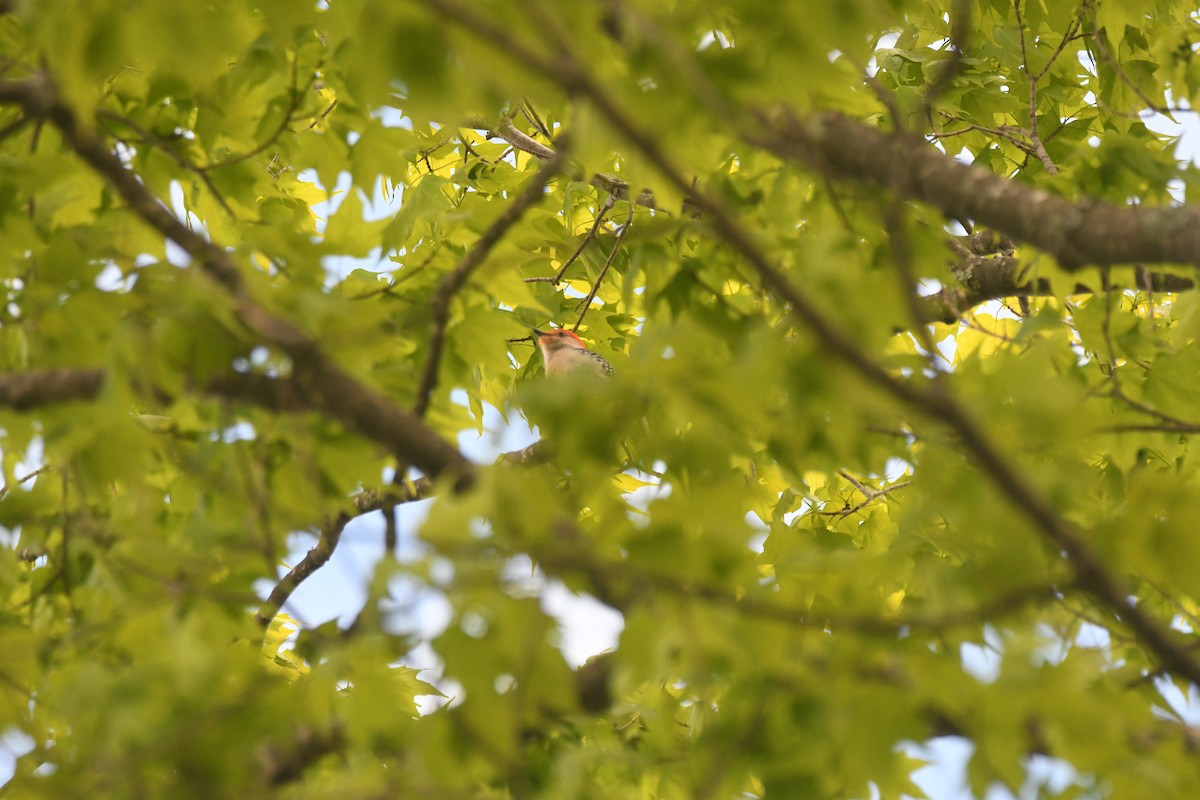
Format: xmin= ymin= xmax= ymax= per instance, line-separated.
xmin=530 ymin=327 xmax=548 ymax=337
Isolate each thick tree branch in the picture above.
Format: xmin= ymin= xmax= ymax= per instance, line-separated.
xmin=0 ymin=367 xmax=552 ymax=479
xmin=203 ymin=372 xmax=310 ymax=412
xmin=672 ymin=122 xmax=1200 ymax=689
xmin=524 ymin=521 xmax=1060 ymax=637
xmin=916 ymin=248 xmax=1196 ymax=324
xmin=492 ymin=118 xmax=555 ymax=160
xmin=495 ymin=438 xmax=555 ymax=466
xmin=0 ymin=73 xmax=475 ymax=490
xmin=0 ymin=368 xmax=104 ymax=409
xmin=751 ymin=109 xmax=1200 ymax=270
xmin=493 ymin=116 xmax=1197 ymax=324
xmin=257 ymin=723 xmax=345 ymax=787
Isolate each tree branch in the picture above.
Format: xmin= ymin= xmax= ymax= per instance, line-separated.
xmin=573 ymin=215 xmax=630 ymax=330
xmin=202 ymin=371 xmax=310 ymax=412
xmin=199 ymin=58 xmax=310 ymax=172
xmin=255 ymin=512 xmax=347 ymax=627
xmin=467 ymin=118 xmax=656 ymax=208
xmin=0 ymin=367 xmax=555 ymax=483
xmin=97 ymin=110 xmax=237 ymax=219
xmin=0 ymin=368 xmax=104 ymax=409
xmin=915 ymin=247 xmax=1196 ymax=325
xmin=524 ymin=193 xmax=616 ymax=285
xmin=413 ymin=146 xmax=568 ymax=418
xmin=476 ymin=104 xmax=1200 ymax=325
xmin=823 ymin=470 xmax=913 ymax=518
xmin=0 ymin=73 xmax=475 ymax=490
xmin=1011 ymin=0 xmax=1060 ymax=175
xmin=257 ymin=723 xmax=345 ymax=787
xmin=255 ymin=486 xmax=430 ymax=626
xmin=750 ymin=108 xmax=1200 ymax=270
xmin=493 ymin=117 xmax=556 ymax=160
xmin=529 ymin=528 xmax=1059 ymax=636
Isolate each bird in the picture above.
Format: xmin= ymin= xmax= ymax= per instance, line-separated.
xmin=532 ymin=327 xmax=614 ymax=378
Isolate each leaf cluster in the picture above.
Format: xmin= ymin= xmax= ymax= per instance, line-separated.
xmin=2 ymin=1 xmax=1200 ymax=798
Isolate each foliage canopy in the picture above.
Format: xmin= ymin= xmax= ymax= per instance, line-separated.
xmin=3 ymin=0 xmax=1200 ymax=797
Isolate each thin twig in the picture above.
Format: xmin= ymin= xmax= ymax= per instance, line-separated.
xmin=863 ymin=68 xmax=904 ymax=130
xmin=303 ymin=99 xmax=337 ymax=131
xmin=255 ymin=485 xmax=429 ymax=627
xmin=884 ymin=201 xmax=940 ymax=365
xmin=98 ymin=110 xmax=237 ymax=218
xmin=467 ymin=116 xmax=659 ymax=208
xmin=201 ymin=59 xmax=310 ymax=171
xmin=930 ymin=117 xmax=1039 ymax=157
xmin=1031 ymin=4 xmax=1086 ymax=84
xmin=529 ymin=534 xmax=1059 ymax=635
xmin=920 ymin=0 xmax=970 ymax=115
xmin=0 ymin=465 xmax=50 ymax=500
xmin=1101 ymin=422 xmax=1200 ymax=434
xmin=689 ymin=272 xmax=752 ymax=319
xmin=413 ymin=145 xmax=568 ymax=417
xmin=573 ymin=216 xmax=630 ymax=330
xmin=518 ymin=99 xmax=553 ymax=139
xmin=600 ymin=0 xmax=735 ymax=123
xmin=524 ymin=193 xmax=617 ymax=284
xmin=1096 ymin=272 xmax=1200 ymax=429
xmin=1012 ymin=0 xmax=1059 ymax=174
xmin=59 ymin=468 xmax=77 ymax=620
xmin=256 ymin=514 xmax=348 ymax=626
xmin=821 ymin=470 xmax=913 ymax=518
xmin=1088 ymin=12 xmax=1177 ymax=116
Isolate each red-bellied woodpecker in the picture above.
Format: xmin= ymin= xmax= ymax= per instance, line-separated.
xmin=532 ymin=327 xmax=614 ymax=378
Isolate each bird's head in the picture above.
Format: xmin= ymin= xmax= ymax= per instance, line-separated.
xmin=532 ymin=327 xmax=587 ymax=354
